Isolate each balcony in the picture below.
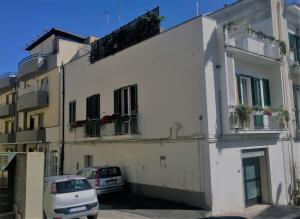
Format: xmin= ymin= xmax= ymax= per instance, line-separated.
xmin=0 ymin=73 xmax=16 ymax=93
xmin=17 ymin=91 xmax=48 ymax=112
xmin=73 ymin=115 xmax=139 ymax=139
xmin=290 ymin=61 xmax=300 ymax=75
xmin=229 ymin=107 xmax=289 ymax=132
xmin=16 ymin=129 xmax=46 ymax=143
xmin=18 ymin=51 xmax=57 ymax=81
xmin=0 ymin=133 xmax=15 ymax=144
xmin=0 ymin=104 xmax=15 ymax=119
xmin=225 ymin=25 xmax=281 ymax=60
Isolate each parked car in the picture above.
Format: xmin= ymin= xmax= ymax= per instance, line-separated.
xmin=43 ymin=175 xmax=99 ymax=219
xmin=77 ymin=166 xmax=125 ymax=195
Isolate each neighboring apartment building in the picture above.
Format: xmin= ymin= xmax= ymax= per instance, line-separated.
xmin=0 ymin=28 xmax=90 ymax=176
xmin=61 ymin=0 xmax=297 ymax=214
xmin=0 ymin=73 xmax=17 ymax=151
xmin=287 ymin=3 xmax=300 ymax=178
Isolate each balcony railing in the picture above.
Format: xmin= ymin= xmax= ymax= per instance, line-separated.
xmin=225 ymin=25 xmax=281 ymax=60
xmin=290 ymin=61 xmax=300 ymax=75
xmin=0 ymin=133 xmax=15 ymax=144
xmin=0 ymin=73 xmax=17 ymax=93
xmin=74 ymin=115 xmax=139 ymax=138
xmin=230 ymin=111 xmax=287 ymax=131
xmin=16 ymin=129 xmax=46 ymax=143
xmin=18 ymin=50 xmax=57 ymax=80
xmin=0 ymin=104 xmax=15 ymax=119
xmin=17 ymin=91 xmax=48 ymax=112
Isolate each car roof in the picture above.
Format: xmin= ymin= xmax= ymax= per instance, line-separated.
xmin=44 ymin=175 xmax=86 ymax=183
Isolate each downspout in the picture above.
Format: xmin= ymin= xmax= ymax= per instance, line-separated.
xmin=59 ymin=63 xmax=65 ymax=175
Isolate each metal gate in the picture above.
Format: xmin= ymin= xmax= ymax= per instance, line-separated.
xmin=0 ymin=153 xmax=16 ymax=213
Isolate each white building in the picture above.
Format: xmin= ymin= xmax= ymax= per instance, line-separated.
xmin=61 ymin=0 xmax=298 ymax=214
xmin=0 ymin=0 xmax=298 ymax=215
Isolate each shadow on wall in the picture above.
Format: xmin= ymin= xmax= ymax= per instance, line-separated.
xmin=276 ymin=183 xmax=282 ymax=205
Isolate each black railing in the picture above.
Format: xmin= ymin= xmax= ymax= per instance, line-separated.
xmin=90 ymin=7 xmax=161 ymax=64
xmin=85 ymin=119 xmax=101 ymax=137
xmin=84 ymin=115 xmax=139 ymax=137
xmin=0 ymin=72 xmax=18 ymax=79
xmin=18 ymin=50 xmax=58 ymax=67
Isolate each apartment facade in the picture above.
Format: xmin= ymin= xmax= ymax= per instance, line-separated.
xmin=0 ymin=0 xmax=299 ymax=215
xmin=58 ymin=0 xmax=297 ymax=214
xmin=0 ymin=29 xmax=90 ymax=176
xmin=287 ymin=3 xmax=300 ymax=179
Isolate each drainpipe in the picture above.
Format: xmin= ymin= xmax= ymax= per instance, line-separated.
xmin=59 ymin=63 xmax=65 ymax=175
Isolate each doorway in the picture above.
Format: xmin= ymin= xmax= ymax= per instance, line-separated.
xmin=243 ymin=157 xmax=263 ymax=206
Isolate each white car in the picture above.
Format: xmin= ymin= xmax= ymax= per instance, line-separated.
xmin=43 ymin=175 xmax=99 ymax=219
xmin=77 ymin=166 xmax=125 ymax=196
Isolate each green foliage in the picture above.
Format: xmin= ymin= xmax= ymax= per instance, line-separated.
xmin=235 ymin=104 xmax=251 ymax=127
xmin=277 ymin=105 xmax=290 ymax=124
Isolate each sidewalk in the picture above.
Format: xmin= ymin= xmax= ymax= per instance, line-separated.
xmin=98 ymin=205 xmax=300 ymax=219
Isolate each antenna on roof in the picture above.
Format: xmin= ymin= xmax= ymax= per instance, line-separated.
xmin=196 ymin=1 xmax=199 ymax=17
xmin=118 ymin=0 xmax=124 ymax=26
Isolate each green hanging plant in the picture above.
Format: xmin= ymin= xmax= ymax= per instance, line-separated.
xmin=277 ymin=105 xmax=290 ymax=128
xmin=235 ymin=104 xmax=252 ymax=128
xmin=277 ymin=40 xmax=287 ymax=56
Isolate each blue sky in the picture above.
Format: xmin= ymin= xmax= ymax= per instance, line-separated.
xmin=0 ymin=0 xmax=297 ymax=73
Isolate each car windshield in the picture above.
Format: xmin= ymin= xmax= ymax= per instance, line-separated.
xmin=99 ymin=167 xmax=121 ymax=178
xmin=56 ymin=179 xmax=91 ymax=194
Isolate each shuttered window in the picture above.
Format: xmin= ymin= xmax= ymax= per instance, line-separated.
xmin=289 ymin=33 xmax=300 ymax=63
xmin=262 ymin=79 xmax=271 ymax=106
xmin=114 ymin=85 xmax=138 ymax=115
xmin=251 ymin=77 xmax=262 ymax=107
xmin=69 ymin=101 xmax=76 ymax=124
xmin=86 ymin=94 xmax=100 ymax=119
xmin=236 ymin=75 xmax=271 ymax=107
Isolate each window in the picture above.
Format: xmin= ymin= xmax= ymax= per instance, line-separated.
xmin=289 ymin=33 xmax=300 ymax=63
xmin=6 ymin=95 xmax=9 ymax=105
xmin=38 ymin=113 xmax=44 ymax=129
xmin=86 ymin=94 xmax=100 ymax=137
xmin=237 ymin=75 xmax=271 ymax=107
xmin=84 ymin=155 xmax=93 ymax=168
xmin=114 ymin=85 xmax=138 ymax=115
xmin=114 ymin=85 xmax=138 ymax=134
xmin=69 ymin=101 xmax=76 ymax=124
xmin=86 ymin=94 xmax=100 ymax=119
xmin=29 ymin=116 xmax=35 ymax=130
xmin=5 ymin=121 xmax=9 ymax=134
xmin=40 ymin=77 xmax=48 ymax=91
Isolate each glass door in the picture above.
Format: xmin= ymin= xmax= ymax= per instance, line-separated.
xmin=243 ymin=157 xmax=262 ymax=206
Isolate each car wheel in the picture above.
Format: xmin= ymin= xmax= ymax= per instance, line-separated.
xmin=87 ymin=214 xmax=97 ymax=219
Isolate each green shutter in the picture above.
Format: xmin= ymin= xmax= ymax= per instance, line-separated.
xmin=262 ymin=79 xmax=271 ymax=106
xmin=251 ymin=77 xmax=262 ymax=107
xmin=236 ymin=75 xmax=241 ymax=104
xmin=289 ymin=33 xmax=295 ymax=50
xmin=296 ymin=35 xmax=300 ymax=63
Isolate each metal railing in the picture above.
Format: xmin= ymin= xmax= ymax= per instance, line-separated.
xmin=0 ymin=153 xmax=16 ymax=172
xmin=230 ymin=111 xmax=287 ymax=130
xmin=0 ymin=72 xmax=18 ymax=79
xmin=77 ymin=114 xmax=139 ymax=138
xmin=225 ymin=25 xmax=281 ymax=60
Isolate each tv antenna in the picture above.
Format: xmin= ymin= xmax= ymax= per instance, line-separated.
xmin=118 ymin=0 xmax=124 ymax=26
xmin=196 ymin=1 xmax=199 ymax=17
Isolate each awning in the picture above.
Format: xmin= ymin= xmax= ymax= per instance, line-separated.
xmin=0 ymin=153 xmax=17 ymax=171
